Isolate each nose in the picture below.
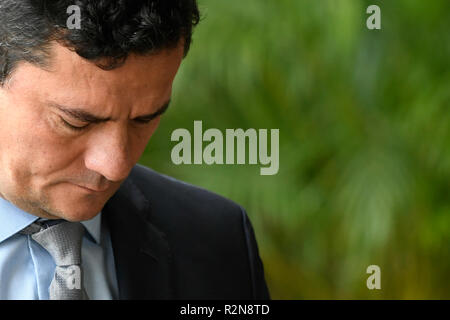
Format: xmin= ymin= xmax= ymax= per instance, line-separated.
xmin=84 ymin=124 xmax=134 ymax=182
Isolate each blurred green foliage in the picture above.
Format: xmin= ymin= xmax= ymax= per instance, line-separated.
xmin=139 ymin=0 xmax=450 ymax=299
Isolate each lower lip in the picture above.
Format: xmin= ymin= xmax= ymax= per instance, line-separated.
xmin=74 ymin=184 xmax=107 ymax=193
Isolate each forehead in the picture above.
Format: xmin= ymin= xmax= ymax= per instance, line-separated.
xmin=8 ymin=42 xmax=185 ymax=105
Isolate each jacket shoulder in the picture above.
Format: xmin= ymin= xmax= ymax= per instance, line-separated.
xmin=124 ymin=164 xmax=270 ymax=299
xmin=128 ymin=164 xmax=244 ymax=223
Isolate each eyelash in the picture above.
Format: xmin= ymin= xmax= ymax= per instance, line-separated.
xmin=134 ymin=118 xmax=154 ymax=124
xmin=59 ymin=116 xmax=157 ymax=131
xmin=59 ymin=117 xmax=89 ymax=131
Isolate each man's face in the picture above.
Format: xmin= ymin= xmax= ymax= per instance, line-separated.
xmin=0 ymin=42 xmax=184 ymax=221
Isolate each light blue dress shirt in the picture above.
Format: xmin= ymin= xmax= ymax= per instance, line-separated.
xmin=0 ymin=197 xmax=119 ymax=300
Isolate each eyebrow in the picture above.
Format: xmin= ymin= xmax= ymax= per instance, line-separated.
xmin=48 ymin=99 xmax=171 ymax=123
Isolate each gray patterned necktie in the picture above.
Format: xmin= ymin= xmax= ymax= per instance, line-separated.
xmin=21 ymin=220 xmax=89 ymax=300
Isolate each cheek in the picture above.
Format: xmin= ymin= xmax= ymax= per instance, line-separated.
xmin=130 ymin=118 xmax=161 ymax=160
xmin=149 ymin=117 xmax=162 ymax=135
xmin=1 ymin=115 xmax=81 ymax=178
xmin=136 ymin=117 xmax=161 ymax=141
xmin=143 ymin=117 xmax=162 ymax=147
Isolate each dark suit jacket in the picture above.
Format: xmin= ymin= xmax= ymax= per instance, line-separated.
xmin=102 ymin=164 xmax=270 ymax=299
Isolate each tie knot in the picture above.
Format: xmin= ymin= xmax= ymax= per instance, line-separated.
xmin=29 ymin=221 xmax=85 ymax=266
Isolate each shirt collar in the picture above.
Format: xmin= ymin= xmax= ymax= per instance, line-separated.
xmin=80 ymin=212 xmax=102 ymax=244
xmin=0 ymin=197 xmax=102 ymax=245
xmin=0 ymin=197 xmax=39 ymax=244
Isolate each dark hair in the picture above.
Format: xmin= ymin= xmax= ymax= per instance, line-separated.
xmin=0 ymin=0 xmax=200 ymax=85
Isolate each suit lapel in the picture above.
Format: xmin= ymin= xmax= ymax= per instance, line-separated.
xmin=103 ymin=178 xmax=175 ymax=299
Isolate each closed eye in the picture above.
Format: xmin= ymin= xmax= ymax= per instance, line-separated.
xmin=59 ymin=116 xmax=90 ymax=131
xmin=133 ymin=117 xmax=156 ymax=124
xmin=132 ymin=110 xmax=165 ymax=125
xmin=49 ymin=99 xmax=171 ymax=128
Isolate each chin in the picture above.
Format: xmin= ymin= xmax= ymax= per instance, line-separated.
xmin=44 ymin=186 xmax=115 ymax=221
xmin=60 ymin=209 xmax=101 ymax=222
xmin=46 ymin=198 xmax=107 ymax=222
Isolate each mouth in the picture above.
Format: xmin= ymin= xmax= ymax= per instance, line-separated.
xmin=74 ymin=184 xmax=109 ymax=193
